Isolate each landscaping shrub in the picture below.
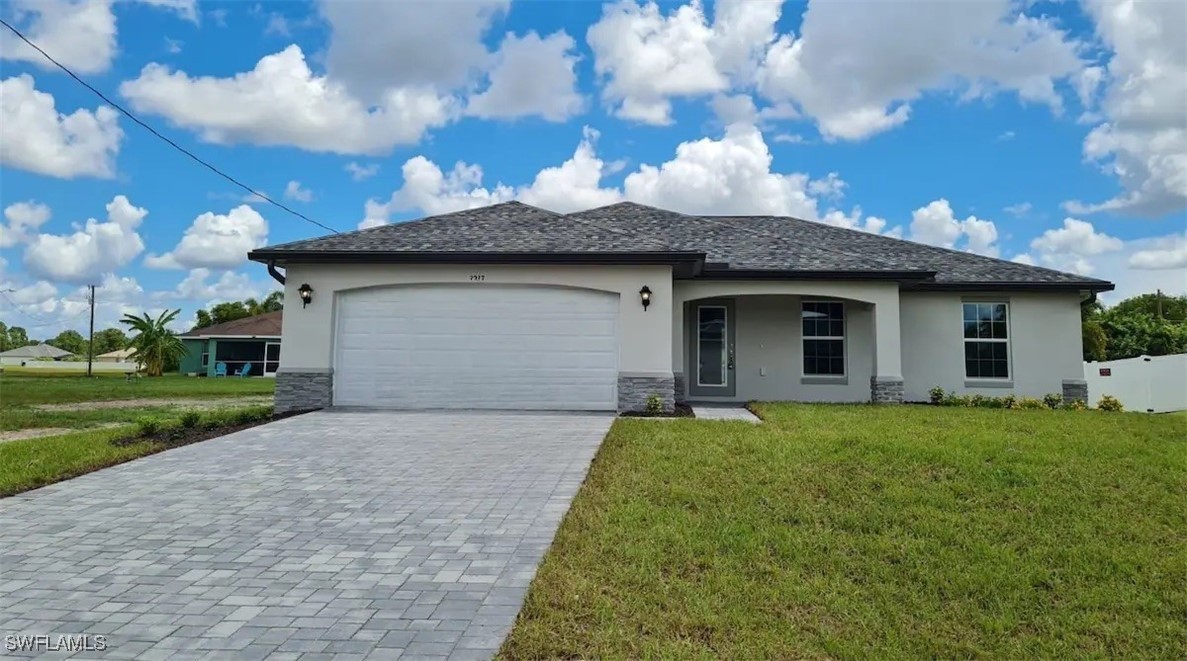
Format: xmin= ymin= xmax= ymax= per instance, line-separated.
xmin=1002 ymin=394 xmax=1017 ymax=409
xmin=927 ymin=387 xmax=1088 ymax=412
xmin=645 ymin=394 xmax=663 ymax=415
xmin=135 ymin=416 xmax=162 ymax=436
xmin=1016 ymin=397 xmax=1047 ymax=410
xmin=179 ymin=411 xmax=201 ymax=428
xmin=1097 ymin=395 xmax=1124 ymax=412
xmin=1043 ymin=392 xmax=1064 ymax=409
xmin=1062 ymin=399 xmax=1089 ymax=411
xmin=928 ymin=386 xmax=946 ymax=405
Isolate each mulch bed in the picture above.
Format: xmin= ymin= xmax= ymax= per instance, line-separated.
xmin=113 ymin=409 xmax=312 ymax=448
xmin=620 ymin=403 xmax=695 ymax=418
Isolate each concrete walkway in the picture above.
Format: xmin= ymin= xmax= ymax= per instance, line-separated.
xmin=691 ymin=405 xmax=763 ymax=423
xmin=0 ymin=410 xmax=613 ymax=660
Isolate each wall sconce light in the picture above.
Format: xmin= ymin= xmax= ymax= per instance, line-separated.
xmin=639 ymin=285 xmax=652 ymax=311
xmin=298 ymin=283 xmax=314 ymax=308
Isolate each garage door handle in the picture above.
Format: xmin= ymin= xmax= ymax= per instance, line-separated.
xmin=728 ymin=348 xmax=735 ymax=370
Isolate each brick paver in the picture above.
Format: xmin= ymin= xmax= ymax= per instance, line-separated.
xmin=0 ymin=411 xmax=612 ymax=660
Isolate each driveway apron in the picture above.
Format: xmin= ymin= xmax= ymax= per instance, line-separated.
xmin=0 ymin=410 xmax=613 ymax=660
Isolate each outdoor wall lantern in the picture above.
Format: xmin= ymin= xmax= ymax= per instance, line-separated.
xmin=639 ymin=285 xmax=652 ymax=311
xmin=298 ymin=283 xmax=314 ymax=308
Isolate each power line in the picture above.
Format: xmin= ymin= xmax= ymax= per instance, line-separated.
xmin=0 ymin=18 xmax=340 ymax=235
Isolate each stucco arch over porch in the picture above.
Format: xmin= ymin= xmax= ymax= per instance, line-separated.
xmin=671 ymin=279 xmax=904 ymax=403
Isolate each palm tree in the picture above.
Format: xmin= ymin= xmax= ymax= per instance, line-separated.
xmin=121 ymin=309 xmax=187 ymax=376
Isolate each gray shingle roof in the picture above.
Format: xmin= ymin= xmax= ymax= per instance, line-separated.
xmin=251 ymin=201 xmax=1113 ymax=290
xmin=0 ymin=343 xmax=73 ymax=359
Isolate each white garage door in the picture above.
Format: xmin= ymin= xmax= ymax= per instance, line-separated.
xmin=334 ymin=285 xmax=619 ymax=410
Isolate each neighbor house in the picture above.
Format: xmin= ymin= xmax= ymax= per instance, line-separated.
xmin=0 ymin=343 xmax=73 ymax=365
xmin=247 ymin=202 xmax=1113 ymax=413
xmin=95 ymin=348 xmax=136 ymax=363
xmin=178 ymin=311 xmax=282 ymax=377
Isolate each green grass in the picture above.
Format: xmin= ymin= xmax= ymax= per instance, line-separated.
xmin=0 ymin=372 xmax=274 ymax=407
xmin=0 ymin=404 xmax=275 ymax=497
xmin=0 ymin=426 xmax=163 ymax=496
xmin=501 ymin=404 xmax=1186 ymax=660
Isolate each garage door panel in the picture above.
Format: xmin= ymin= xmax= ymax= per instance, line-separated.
xmin=334 ymin=285 xmax=619 ymax=410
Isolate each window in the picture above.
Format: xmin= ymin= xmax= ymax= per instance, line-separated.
xmin=802 ymin=301 xmax=845 ymax=376
xmin=963 ymin=302 xmax=1009 ymax=379
xmin=201 ymin=351 xmax=209 ymax=367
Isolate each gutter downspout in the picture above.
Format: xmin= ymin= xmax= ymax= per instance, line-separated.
xmin=266 ymin=261 xmax=286 ymax=285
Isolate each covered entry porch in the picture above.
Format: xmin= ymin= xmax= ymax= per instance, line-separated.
xmin=672 ymin=281 xmax=904 ymax=404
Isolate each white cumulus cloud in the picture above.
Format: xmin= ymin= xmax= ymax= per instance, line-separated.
xmin=466 ymin=31 xmax=584 ymax=122
xmin=23 ymin=195 xmax=147 ymax=284
xmin=1 ymin=201 xmax=52 ymax=248
xmin=0 ymin=75 xmax=123 ymax=179
xmin=144 ymin=205 xmax=268 ymax=271
xmin=119 ymin=45 xmax=454 ymax=155
xmin=908 ymin=199 xmax=1000 ymax=257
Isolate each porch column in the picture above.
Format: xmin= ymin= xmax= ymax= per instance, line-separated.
xmin=671 ymin=297 xmax=686 ymax=403
xmin=871 ymin=295 xmax=904 ymax=403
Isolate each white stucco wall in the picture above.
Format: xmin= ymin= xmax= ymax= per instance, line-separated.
xmin=278 ymin=263 xmax=673 ymax=375
xmin=900 ymin=291 xmax=1085 ymax=401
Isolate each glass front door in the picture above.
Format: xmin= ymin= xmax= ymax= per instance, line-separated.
xmin=264 ymin=342 xmax=280 ymax=376
xmin=688 ymin=300 xmax=736 ymax=397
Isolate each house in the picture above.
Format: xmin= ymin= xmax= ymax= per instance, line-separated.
xmin=178 ymin=311 xmax=282 ymax=377
xmin=247 ymin=201 xmax=1113 ymax=413
xmin=95 ymin=348 xmax=136 ymax=362
xmin=0 ymin=343 xmax=73 ymax=365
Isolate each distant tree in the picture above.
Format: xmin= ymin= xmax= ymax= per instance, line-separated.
xmin=121 ymin=310 xmax=187 ymax=376
xmin=0 ymin=322 xmax=6 ymax=352
xmin=1081 ymin=299 xmax=1107 ymax=361
xmin=192 ymin=292 xmax=282 ymax=329
xmin=47 ymin=330 xmax=88 ymax=356
xmin=91 ymin=328 xmax=130 ymax=355
xmin=1107 ymin=292 xmax=1187 ymax=322
xmin=1098 ymin=311 xmax=1187 ymax=360
xmin=5 ymin=326 xmax=34 ymax=349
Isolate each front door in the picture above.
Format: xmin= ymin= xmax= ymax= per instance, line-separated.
xmin=264 ymin=342 xmax=280 ymax=376
xmin=688 ymin=300 xmax=736 ymax=398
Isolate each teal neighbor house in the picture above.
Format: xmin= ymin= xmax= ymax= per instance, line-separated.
xmin=179 ymin=311 xmax=282 ymax=377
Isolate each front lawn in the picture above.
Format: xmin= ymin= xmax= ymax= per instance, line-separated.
xmin=0 ymin=405 xmax=276 ymax=497
xmin=0 ymin=371 xmax=274 ymax=407
xmin=501 ymin=404 xmax=1185 ymax=659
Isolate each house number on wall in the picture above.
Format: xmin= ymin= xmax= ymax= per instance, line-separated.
xmin=470 ymin=274 xmax=485 ymax=281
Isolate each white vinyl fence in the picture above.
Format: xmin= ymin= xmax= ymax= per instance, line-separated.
xmin=0 ymin=361 xmax=140 ymax=373
xmin=1084 ymin=354 xmax=1187 ymax=413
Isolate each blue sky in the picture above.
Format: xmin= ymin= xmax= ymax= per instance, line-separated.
xmin=1 ymin=0 xmax=1184 ymax=337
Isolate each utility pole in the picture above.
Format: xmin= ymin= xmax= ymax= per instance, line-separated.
xmin=1156 ymin=288 xmax=1163 ymax=320
xmin=86 ymin=284 xmax=96 ymax=378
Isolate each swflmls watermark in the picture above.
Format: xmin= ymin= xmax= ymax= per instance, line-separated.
xmin=5 ymin=634 xmax=108 ymax=653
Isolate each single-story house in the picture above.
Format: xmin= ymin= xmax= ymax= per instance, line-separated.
xmin=247 ymin=201 xmax=1114 ymax=413
xmin=0 ymin=343 xmax=73 ymax=365
xmin=178 ymin=311 xmax=282 ymax=377
xmin=95 ymin=348 xmax=137 ymax=362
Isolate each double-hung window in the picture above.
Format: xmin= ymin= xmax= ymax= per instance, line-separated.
xmin=802 ymin=301 xmax=845 ymax=376
xmin=963 ymin=302 xmax=1009 ymax=379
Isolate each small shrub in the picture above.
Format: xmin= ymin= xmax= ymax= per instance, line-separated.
xmin=928 ymin=386 xmax=946 ymax=405
xmin=943 ymin=393 xmax=973 ymax=407
xmin=136 ymin=416 xmax=162 ymax=436
xmin=645 ymin=394 xmax=664 ymax=415
xmin=179 ymin=411 xmax=201 ymax=428
xmin=1043 ymin=393 xmax=1064 ymax=409
xmin=1001 ymin=394 xmax=1017 ymax=409
xmin=978 ymin=395 xmax=1007 ymax=409
xmin=1015 ymin=397 xmax=1046 ymax=410
xmin=1096 ymin=395 xmax=1124 ymax=412
xmin=1062 ymin=399 xmax=1089 ymax=411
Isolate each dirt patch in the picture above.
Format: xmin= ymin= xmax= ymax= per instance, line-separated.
xmin=32 ymin=396 xmax=274 ymax=413
xmin=620 ymin=403 xmax=695 ymax=418
xmin=112 ymin=409 xmax=311 ymax=449
xmin=0 ymin=423 xmax=126 ymax=444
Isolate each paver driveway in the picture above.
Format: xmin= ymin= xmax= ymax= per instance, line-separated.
xmin=0 ymin=410 xmax=613 ymax=660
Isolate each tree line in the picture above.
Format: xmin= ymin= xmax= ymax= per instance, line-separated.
xmin=1082 ymin=292 xmax=1187 ymax=361
xmin=1 ymin=292 xmax=284 ymax=368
